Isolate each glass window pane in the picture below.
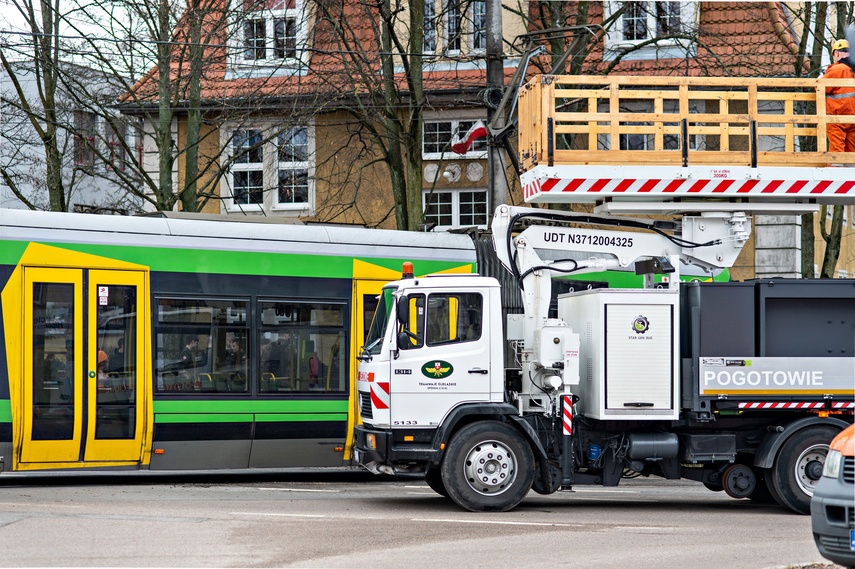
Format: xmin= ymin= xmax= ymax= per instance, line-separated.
xmin=278 ymin=127 xmax=308 ymax=161
xmin=656 ymin=1 xmax=680 ymax=36
xmin=274 ymin=17 xmax=297 ymax=58
xmin=234 ymin=130 xmax=263 ymax=163
xmin=423 ymin=0 xmax=437 ymax=52
xmin=447 ymin=0 xmax=461 ymax=51
xmin=472 ymin=0 xmax=486 ymax=50
xmin=623 ymin=1 xmax=648 ymax=41
xmin=234 ymin=170 xmax=264 ymax=204
xmin=156 ymin=299 xmax=248 ymax=394
xmin=259 ymin=301 xmax=347 ymax=393
xmin=31 ymin=283 xmax=75 ymax=441
xmin=94 ymin=284 xmax=137 ymax=440
xmin=243 ymin=19 xmax=266 ymax=60
xmin=459 ymin=190 xmax=487 ymax=226
xmin=425 ymin=191 xmax=453 ymax=226
xmin=277 ymin=168 xmax=308 ymax=204
xmin=424 ymin=121 xmax=453 ymax=154
xmin=426 ymin=292 xmax=481 ymax=345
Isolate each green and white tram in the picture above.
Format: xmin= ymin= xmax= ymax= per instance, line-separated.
xmin=0 ymin=210 xmax=476 ymax=472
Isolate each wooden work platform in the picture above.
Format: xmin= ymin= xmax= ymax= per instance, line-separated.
xmin=517 ymin=75 xmax=855 ymax=209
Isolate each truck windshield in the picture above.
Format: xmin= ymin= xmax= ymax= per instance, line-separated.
xmin=364 ymin=287 xmax=395 ymax=355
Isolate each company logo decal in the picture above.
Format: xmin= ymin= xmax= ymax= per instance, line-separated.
xmin=631 ymin=315 xmax=649 ymax=334
xmin=422 ymin=360 xmax=453 ymax=379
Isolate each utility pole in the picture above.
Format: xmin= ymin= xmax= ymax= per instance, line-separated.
xmin=485 ymin=0 xmax=508 ymax=209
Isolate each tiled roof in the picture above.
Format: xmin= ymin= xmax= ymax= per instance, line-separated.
xmin=124 ymin=1 xmax=809 ymax=107
xmin=577 ymin=1 xmax=802 ymax=77
xmin=122 ymin=0 xmax=497 ymax=106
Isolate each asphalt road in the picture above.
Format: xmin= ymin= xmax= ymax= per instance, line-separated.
xmin=0 ymin=469 xmax=844 ymax=568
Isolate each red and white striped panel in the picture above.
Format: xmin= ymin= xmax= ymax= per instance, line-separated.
xmin=526 ymin=176 xmax=855 ymax=202
xmin=370 ymin=381 xmax=390 ymax=410
xmin=562 ymin=395 xmax=573 ymax=436
xmin=737 ymin=402 xmax=825 ymax=410
xmin=521 ymin=165 xmax=855 ymax=204
xmin=832 ymin=401 xmax=855 ymax=409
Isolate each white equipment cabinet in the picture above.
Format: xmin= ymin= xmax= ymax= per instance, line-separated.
xmin=559 ymin=288 xmax=679 ymax=420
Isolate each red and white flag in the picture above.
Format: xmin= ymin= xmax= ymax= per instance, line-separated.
xmin=451 ymin=120 xmax=488 ymax=154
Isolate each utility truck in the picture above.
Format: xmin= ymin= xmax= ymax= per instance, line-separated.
xmin=353 ymin=75 xmax=855 ymax=513
xmin=354 ymin=203 xmax=854 ymax=513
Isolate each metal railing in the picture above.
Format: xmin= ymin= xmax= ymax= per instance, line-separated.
xmin=517 ymin=74 xmax=855 ymax=172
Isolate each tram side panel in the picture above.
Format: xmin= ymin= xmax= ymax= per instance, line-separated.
xmin=147 ymin=270 xmax=353 ymax=470
xmin=0 ymin=264 xmax=13 ymax=470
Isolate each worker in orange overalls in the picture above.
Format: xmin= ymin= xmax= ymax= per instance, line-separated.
xmin=823 ymin=39 xmax=855 ymax=156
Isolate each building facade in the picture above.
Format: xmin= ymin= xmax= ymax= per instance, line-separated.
xmin=123 ymin=0 xmax=854 ymax=277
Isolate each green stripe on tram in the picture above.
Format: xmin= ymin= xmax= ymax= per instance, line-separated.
xmin=2 ymin=240 xmax=468 ymax=278
xmin=0 ymin=400 xmax=11 ymax=423
xmin=153 ymin=399 xmax=347 ymax=416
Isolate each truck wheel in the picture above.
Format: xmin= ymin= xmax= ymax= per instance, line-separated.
xmin=531 ymin=462 xmax=561 ymax=495
xmin=769 ymin=426 xmax=838 ymax=515
xmin=441 ymin=421 xmax=534 ymax=512
xmin=747 ymin=468 xmax=779 ymax=504
xmin=722 ymin=464 xmax=756 ymax=499
xmin=424 ymin=468 xmax=449 ymax=498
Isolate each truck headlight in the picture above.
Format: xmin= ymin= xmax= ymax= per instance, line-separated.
xmin=366 ymin=433 xmax=377 ymax=450
xmin=822 ymin=449 xmax=842 ymax=479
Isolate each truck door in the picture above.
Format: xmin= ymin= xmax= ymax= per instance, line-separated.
xmin=391 ymin=289 xmax=491 ymax=426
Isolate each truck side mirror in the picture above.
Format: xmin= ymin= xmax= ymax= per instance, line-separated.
xmin=396 ymin=296 xmax=409 ymax=325
xmin=397 ymin=331 xmax=411 ymax=350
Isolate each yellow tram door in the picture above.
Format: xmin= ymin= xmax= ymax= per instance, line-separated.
xmin=20 ymin=267 xmax=148 ymax=468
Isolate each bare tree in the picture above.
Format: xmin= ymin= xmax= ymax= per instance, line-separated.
xmin=0 ymin=0 xmax=68 ymax=211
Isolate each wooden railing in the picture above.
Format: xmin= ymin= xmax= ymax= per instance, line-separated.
xmin=517 ymin=75 xmax=855 ymax=172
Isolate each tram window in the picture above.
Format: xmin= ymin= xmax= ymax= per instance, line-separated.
xmin=94 ymin=284 xmax=137 ymax=440
xmin=31 ymin=283 xmax=75 ymax=440
xmin=363 ymin=294 xmax=378 ymax=343
xmin=155 ymin=298 xmax=248 ymax=393
xmin=259 ymin=301 xmax=346 ymax=393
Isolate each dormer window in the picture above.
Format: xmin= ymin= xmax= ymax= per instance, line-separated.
xmin=233 ymin=0 xmax=306 ymax=68
xmin=424 ymin=0 xmax=486 ymax=56
xmin=604 ymin=1 xmax=696 ymax=61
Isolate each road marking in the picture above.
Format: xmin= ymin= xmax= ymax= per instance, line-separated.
xmin=411 ymin=518 xmax=586 ymax=528
xmin=231 ymin=512 xmax=327 ymax=518
xmin=254 ymin=487 xmax=341 ymax=493
xmin=569 ymin=488 xmax=640 ymax=494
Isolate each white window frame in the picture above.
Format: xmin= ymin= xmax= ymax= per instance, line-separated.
xmin=604 ymin=1 xmax=696 ymax=61
xmin=221 ymin=121 xmax=314 ymax=214
xmin=424 ymin=0 xmax=438 ymax=54
xmin=434 ymin=0 xmax=484 ymax=55
xmin=229 ymin=128 xmax=266 ymax=211
xmin=443 ymin=0 xmax=463 ymax=54
xmin=469 ymin=0 xmax=487 ymax=53
xmin=230 ymin=0 xmax=309 ymax=70
xmin=272 ymin=126 xmax=312 ymax=211
xmin=422 ymin=116 xmax=488 ymax=160
xmin=422 ymin=188 xmax=489 ymax=230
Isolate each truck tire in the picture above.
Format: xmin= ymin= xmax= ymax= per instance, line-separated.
xmin=747 ymin=468 xmax=778 ymax=505
xmin=769 ymin=426 xmax=838 ymax=515
xmin=424 ymin=468 xmax=449 ymax=498
xmin=441 ymin=421 xmax=535 ymax=512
